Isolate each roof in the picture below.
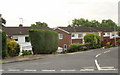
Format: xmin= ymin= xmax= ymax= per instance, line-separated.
xmin=58 ymin=27 xmax=114 ymax=33
xmin=2 ymin=25 xmax=53 ymax=36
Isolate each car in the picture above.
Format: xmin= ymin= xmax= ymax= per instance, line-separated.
xmin=57 ymin=47 xmax=63 ymax=53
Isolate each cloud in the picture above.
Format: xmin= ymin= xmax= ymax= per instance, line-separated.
xmin=0 ymin=0 xmax=119 ymax=27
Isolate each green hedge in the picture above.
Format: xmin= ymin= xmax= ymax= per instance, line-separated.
xmin=29 ymin=29 xmax=59 ymax=54
xmin=0 ymin=31 xmax=7 ymax=58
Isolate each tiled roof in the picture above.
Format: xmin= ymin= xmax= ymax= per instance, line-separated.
xmin=58 ymin=27 xmax=114 ymax=33
xmin=2 ymin=26 xmax=53 ymax=36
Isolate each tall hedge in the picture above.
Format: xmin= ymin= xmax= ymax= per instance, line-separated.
xmin=29 ymin=29 xmax=58 ymax=54
xmin=84 ymin=33 xmax=101 ymax=48
xmin=0 ymin=31 xmax=7 ymax=58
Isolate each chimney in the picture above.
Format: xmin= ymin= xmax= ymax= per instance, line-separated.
xmin=19 ymin=24 xmax=23 ymax=27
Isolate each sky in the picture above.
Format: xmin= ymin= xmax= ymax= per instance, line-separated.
xmin=0 ymin=0 xmax=119 ymax=28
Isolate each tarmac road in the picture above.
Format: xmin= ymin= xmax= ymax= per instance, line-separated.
xmin=2 ymin=47 xmax=118 ymax=73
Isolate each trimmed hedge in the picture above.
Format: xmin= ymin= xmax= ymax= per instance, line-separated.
xmin=0 ymin=31 xmax=7 ymax=58
xmin=29 ymin=29 xmax=59 ymax=54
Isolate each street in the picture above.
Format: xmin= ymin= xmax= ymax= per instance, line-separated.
xmin=2 ymin=47 xmax=118 ymax=73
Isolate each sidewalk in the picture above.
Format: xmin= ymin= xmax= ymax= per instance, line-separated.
xmin=1 ymin=54 xmax=55 ymax=64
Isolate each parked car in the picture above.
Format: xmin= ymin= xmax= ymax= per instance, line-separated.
xmin=57 ymin=47 xmax=63 ymax=53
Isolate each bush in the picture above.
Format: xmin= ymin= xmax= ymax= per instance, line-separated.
xmin=7 ymin=39 xmax=20 ymax=57
xmin=117 ymin=39 xmax=120 ymax=46
xmin=67 ymin=43 xmax=91 ymax=53
xmin=0 ymin=31 xmax=7 ymax=59
xmin=22 ymin=50 xmax=32 ymax=56
xmin=105 ymin=42 xmax=111 ymax=48
xmin=84 ymin=33 xmax=101 ymax=49
xmin=68 ymin=43 xmax=83 ymax=52
xmin=29 ymin=29 xmax=59 ymax=54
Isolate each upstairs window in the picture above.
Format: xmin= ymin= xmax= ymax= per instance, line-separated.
xmin=59 ymin=33 xmax=63 ymax=39
xmin=12 ymin=36 xmax=18 ymax=41
xmin=78 ymin=34 xmax=83 ymax=38
xmin=72 ymin=34 xmax=75 ymax=37
xmin=112 ymin=33 xmax=115 ymax=36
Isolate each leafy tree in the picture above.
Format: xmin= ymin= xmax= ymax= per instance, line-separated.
xmin=0 ymin=14 xmax=6 ymax=26
xmin=69 ymin=18 xmax=118 ymax=29
xmin=84 ymin=33 xmax=101 ymax=48
xmin=31 ymin=22 xmax=48 ymax=27
xmin=90 ymin=20 xmax=100 ymax=27
xmin=100 ymin=19 xmax=117 ymax=28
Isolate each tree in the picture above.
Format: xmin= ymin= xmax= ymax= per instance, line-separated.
xmin=0 ymin=14 xmax=6 ymax=26
xmin=90 ymin=20 xmax=100 ymax=27
xmin=100 ymin=19 xmax=117 ymax=29
xmin=69 ymin=18 xmax=117 ymax=29
xmin=31 ymin=22 xmax=48 ymax=27
xmin=71 ymin=18 xmax=101 ymax=27
xmin=84 ymin=33 xmax=101 ymax=48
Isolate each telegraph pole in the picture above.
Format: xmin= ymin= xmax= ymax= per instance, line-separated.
xmin=114 ymin=25 xmax=117 ymax=46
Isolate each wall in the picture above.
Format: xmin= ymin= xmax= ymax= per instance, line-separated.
xmin=55 ymin=29 xmax=71 ymax=49
xmin=72 ymin=39 xmax=83 ymax=43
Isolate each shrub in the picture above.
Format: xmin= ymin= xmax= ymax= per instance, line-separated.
xmin=117 ymin=39 xmax=120 ymax=46
xmin=68 ymin=43 xmax=83 ymax=52
xmin=67 ymin=43 xmax=91 ymax=52
xmin=7 ymin=39 xmax=20 ymax=57
xmin=105 ymin=42 xmax=111 ymax=48
xmin=22 ymin=50 xmax=32 ymax=56
xmin=29 ymin=29 xmax=59 ymax=54
xmin=84 ymin=33 xmax=101 ymax=49
xmin=0 ymin=31 xmax=7 ymax=59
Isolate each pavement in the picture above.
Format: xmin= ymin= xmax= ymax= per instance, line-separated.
xmin=1 ymin=47 xmax=118 ymax=73
xmin=1 ymin=54 xmax=56 ymax=64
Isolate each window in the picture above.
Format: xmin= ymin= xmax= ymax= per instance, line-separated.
xmin=116 ymin=32 xmax=118 ymax=36
xmin=103 ymin=33 xmax=105 ymax=35
xmin=72 ymin=34 xmax=75 ymax=37
xmin=59 ymin=33 xmax=63 ymax=39
xmin=12 ymin=36 xmax=18 ymax=41
xmin=78 ymin=34 xmax=83 ymax=38
xmin=107 ymin=33 xmax=110 ymax=36
xmin=112 ymin=33 xmax=115 ymax=36
xmin=25 ymin=36 xmax=30 ymax=42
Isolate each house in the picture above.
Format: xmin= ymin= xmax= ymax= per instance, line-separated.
xmin=2 ymin=24 xmax=52 ymax=55
xmin=55 ymin=27 xmax=120 ymax=51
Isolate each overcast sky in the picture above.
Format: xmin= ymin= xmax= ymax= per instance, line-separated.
xmin=0 ymin=0 xmax=119 ymax=27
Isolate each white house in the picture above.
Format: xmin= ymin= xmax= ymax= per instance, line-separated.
xmin=2 ymin=24 xmax=52 ymax=55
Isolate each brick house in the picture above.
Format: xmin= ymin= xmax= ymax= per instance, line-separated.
xmin=55 ymin=27 xmax=120 ymax=50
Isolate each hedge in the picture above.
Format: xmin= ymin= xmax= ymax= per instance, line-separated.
xmin=0 ymin=31 xmax=7 ymax=58
xmin=29 ymin=29 xmax=59 ymax=54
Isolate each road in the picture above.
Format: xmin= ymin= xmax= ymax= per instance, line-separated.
xmin=2 ymin=47 xmax=118 ymax=73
